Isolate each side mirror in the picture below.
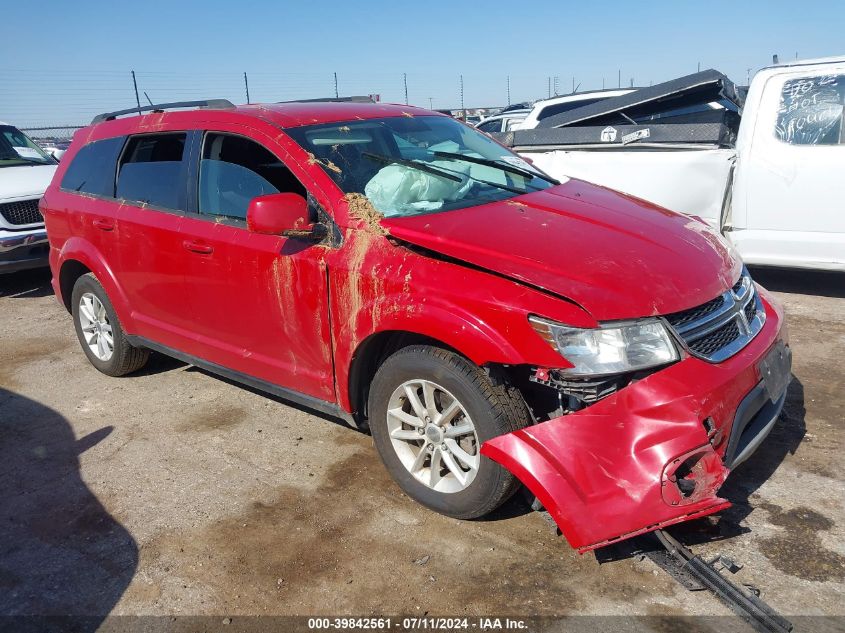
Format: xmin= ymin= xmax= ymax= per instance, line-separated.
xmin=247 ymin=193 xmax=310 ymax=235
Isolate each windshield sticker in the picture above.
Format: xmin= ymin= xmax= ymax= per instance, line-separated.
xmin=14 ymin=147 xmax=43 ymax=159
xmin=600 ymin=126 xmax=618 ymax=142
xmin=500 ymin=156 xmax=534 ymax=170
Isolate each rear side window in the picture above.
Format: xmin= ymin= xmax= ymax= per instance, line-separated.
xmin=776 ymin=75 xmax=845 ymax=145
xmin=60 ymin=137 xmax=125 ymax=197
xmin=117 ymin=133 xmax=187 ymax=210
xmin=199 ymin=133 xmax=305 ymax=220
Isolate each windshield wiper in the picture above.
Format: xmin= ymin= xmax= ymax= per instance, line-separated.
xmin=362 ymin=152 xmax=462 ymax=182
xmin=0 ymin=156 xmax=52 ymax=166
xmin=432 ymin=150 xmax=559 ymax=185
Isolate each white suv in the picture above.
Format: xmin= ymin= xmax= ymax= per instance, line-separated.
xmin=0 ymin=122 xmax=58 ymax=273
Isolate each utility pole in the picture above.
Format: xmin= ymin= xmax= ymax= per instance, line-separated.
xmin=618 ymin=69 xmax=621 ymax=88
xmin=602 ymin=77 xmax=605 ymax=89
xmin=506 ymin=75 xmax=510 ymax=105
xmin=548 ymin=76 xmax=551 ymax=98
xmin=333 ymin=72 xmax=339 ymax=98
xmin=243 ymin=72 xmax=250 ymax=104
xmin=403 ymin=73 xmax=408 ymax=105
xmin=460 ymin=74 xmax=465 ymax=120
xmin=746 ymin=68 xmax=751 ymax=84
xmin=428 ymin=97 xmax=433 ymax=109
xmin=131 ymin=70 xmax=142 ymax=115
xmin=697 ymin=62 xmax=701 ymax=72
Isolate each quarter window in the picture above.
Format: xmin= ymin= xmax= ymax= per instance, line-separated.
xmin=198 ymin=133 xmax=305 ymax=220
xmin=776 ymin=75 xmax=845 ymax=145
xmin=117 ymin=133 xmax=187 ymax=210
xmin=60 ymin=136 xmax=125 ymax=197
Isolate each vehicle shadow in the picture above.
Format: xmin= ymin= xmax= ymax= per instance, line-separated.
xmin=0 ymin=388 xmax=138 ymax=630
xmin=0 ymin=268 xmax=53 ymax=299
xmin=749 ymin=266 xmax=845 ymax=299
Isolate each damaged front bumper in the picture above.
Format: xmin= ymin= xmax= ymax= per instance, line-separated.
xmin=481 ymin=289 xmax=790 ymax=553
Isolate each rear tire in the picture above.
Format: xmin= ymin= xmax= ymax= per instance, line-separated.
xmin=71 ymin=273 xmax=149 ymax=376
xmin=368 ymin=345 xmax=530 ymax=519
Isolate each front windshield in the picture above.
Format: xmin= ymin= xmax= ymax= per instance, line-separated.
xmin=0 ymin=125 xmax=56 ymax=167
xmin=286 ymin=115 xmax=555 ymax=217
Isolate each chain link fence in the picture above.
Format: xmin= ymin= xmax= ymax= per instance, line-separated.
xmin=3 ymin=67 xmax=665 ymax=141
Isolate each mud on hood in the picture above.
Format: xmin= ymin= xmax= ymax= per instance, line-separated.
xmin=381 ymin=180 xmax=741 ymax=321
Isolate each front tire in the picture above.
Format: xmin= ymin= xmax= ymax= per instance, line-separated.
xmin=368 ymin=345 xmax=530 ymax=519
xmin=71 ymin=273 xmax=149 ymax=376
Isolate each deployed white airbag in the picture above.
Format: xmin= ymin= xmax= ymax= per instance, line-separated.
xmin=364 ymin=161 xmax=472 ymax=216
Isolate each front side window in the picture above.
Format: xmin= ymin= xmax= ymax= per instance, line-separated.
xmin=117 ymin=133 xmax=186 ymax=210
xmin=0 ymin=125 xmax=56 ymax=167
xmin=776 ymin=75 xmax=845 ymax=145
xmin=286 ymin=115 xmax=554 ymax=217
xmin=199 ymin=133 xmax=306 ymax=220
xmin=60 ymin=136 xmax=125 ymax=197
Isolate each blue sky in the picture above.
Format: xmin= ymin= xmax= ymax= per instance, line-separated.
xmin=2 ymin=0 xmax=844 ymax=127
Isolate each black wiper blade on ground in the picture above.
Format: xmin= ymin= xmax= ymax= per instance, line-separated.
xmin=362 ymin=152 xmax=462 ymax=182
xmin=432 ymin=150 xmax=559 ymax=185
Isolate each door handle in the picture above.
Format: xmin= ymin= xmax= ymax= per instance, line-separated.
xmin=183 ymin=240 xmax=214 ymax=255
xmin=92 ymin=218 xmax=114 ymax=231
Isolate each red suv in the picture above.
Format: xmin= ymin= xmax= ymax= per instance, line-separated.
xmin=42 ymin=99 xmax=791 ymax=552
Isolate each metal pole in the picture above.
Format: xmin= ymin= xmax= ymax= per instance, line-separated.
xmin=244 ymin=72 xmax=250 ymax=104
xmin=131 ymin=70 xmax=142 ymax=116
xmin=548 ymin=77 xmax=551 ymax=98
xmin=618 ymin=69 xmax=621 ymax=88
xmin=572 ymin=76 xmax=575 ymax=93
xmin=698 ymin=62 xmax=701 ymax=72
xmin=460 ymin=74 xmax=465 ymax=120
xmin=333 ymin=72 xmax=339 ymax=98
xmin=506 ymin=76 xmax=510 ymax=105
xmin=403 ymin=73 xmax=408 ymax=105
xmin=428 ymin=97 xmax=433 ymax=109
xmin=602 ymin=77 xmax=605 ymax=89
xmin=143 ymin=91 xmax=153 ymax=106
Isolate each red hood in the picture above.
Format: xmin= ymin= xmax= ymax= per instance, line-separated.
xmin=381 ymin=179 xmax=740 ymax=321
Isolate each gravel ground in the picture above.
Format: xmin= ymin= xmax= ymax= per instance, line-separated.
xmin=0 ymin=266 xmax=842 ymax=625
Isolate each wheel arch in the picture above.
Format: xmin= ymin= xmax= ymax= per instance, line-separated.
xmin=55 ymin=238 xmax=134 ymax=329
xmin=346 ymin=330 xmax=463 ymax=424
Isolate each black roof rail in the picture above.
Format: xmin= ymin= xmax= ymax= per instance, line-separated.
xmin=91 ymin=99 xmax=236 ymax=125
xmin=275 ymin=95 xmax=375 ymax=104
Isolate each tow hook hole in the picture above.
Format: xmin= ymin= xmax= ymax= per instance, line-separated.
xmin=673 ymin=455 xmax=702 ymax=499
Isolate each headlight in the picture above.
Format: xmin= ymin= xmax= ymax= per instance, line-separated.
xmin=529 ymin=316 xmax=679 ymax=376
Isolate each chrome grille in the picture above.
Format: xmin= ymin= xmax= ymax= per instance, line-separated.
xmin=0 ymin=199 xmax=43 ymax=226
xmin=664 ymin=269 xmax=765 ymax=363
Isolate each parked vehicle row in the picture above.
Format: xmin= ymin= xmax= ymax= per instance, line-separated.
xmin=41 ymin=98 xmax=790 ymax=552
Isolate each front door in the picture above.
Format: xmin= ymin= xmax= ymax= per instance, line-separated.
xmin=179 ymin=129 xmax=334 ymax=402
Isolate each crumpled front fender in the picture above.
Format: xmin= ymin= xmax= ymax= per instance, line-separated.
xmin=479 ymin=302 xmax=789 ymax=553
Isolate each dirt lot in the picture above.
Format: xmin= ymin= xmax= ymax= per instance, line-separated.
xmin=0 ymin=266 xmax=843 ymax=625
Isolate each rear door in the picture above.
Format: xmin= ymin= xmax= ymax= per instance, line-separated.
xmin=178 ymin=126 xmax=334 ymax=401
xmin=113 ymin=131 xmax=198 ymax=349
xmin=738 ymin=66 xmax=845 ymax=267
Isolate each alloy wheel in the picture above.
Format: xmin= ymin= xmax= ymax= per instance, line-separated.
xmin=78 ymin=292 xmax=114 ymax=361
xmin=386 ymin=379 xmax=480 ymax=493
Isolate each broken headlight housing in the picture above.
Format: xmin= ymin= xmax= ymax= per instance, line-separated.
xmin=529 ymin=316 xmax=679 ymax=376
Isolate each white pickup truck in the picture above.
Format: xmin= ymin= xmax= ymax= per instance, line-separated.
xmin=501 ymin=58 xmax=845 ymax=271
